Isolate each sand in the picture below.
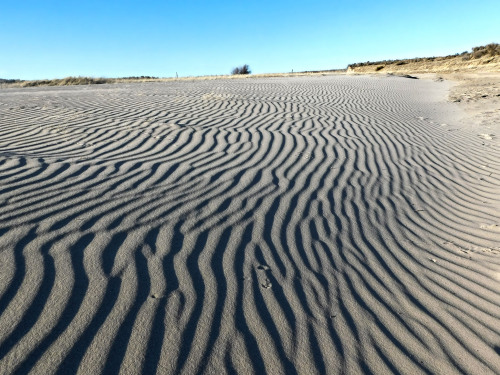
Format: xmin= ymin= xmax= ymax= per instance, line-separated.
xmin=0 ymin=75 xmax=499 ymax=374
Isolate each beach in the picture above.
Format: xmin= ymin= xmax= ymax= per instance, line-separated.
xmin=0 ymin=75 xmax=499 ymax=374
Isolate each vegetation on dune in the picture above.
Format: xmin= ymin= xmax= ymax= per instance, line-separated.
xmin=348 ymin=43 xmax=500 ymax=69
xmin=20 ymin=76 xmax=108 ymax=87
xmin=471 ymin=43 xmax=500 ymax=58
xmin=1 ymin=43 xmax=498 ymax=88
xmin=231 ymin=64 xmax=251 ymax=75
xmin=0 ymin=76 xmax=160 ymax=88
xmin=0 ymin=79 xmax=22 ymax=84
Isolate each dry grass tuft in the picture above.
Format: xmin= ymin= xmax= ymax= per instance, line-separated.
xmin=20 ymin=76 xmax=109 ymax=87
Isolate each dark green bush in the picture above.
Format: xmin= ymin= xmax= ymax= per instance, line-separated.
xmin=231 ymin=64 xmax=251 ymax=75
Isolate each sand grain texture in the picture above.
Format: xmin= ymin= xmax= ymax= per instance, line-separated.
xmin=0 ymin=76 xmax=499 ymax=374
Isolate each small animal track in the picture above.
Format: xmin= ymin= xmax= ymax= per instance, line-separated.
xmin=261 ymin=278 xmax=272 ymax=289
xmin=257 ymin=264 xmax=272 ymax=289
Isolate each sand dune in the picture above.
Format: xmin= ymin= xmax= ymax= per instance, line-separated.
xmin=0 ymin=76 xmax=499 ymax=374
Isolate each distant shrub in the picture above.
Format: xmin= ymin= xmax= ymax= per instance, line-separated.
xmin=472 ymin=49 xmax=488 ymax=59
xmin=0 ymin=78 xmax=21 ymax=84
xmin=123 ymin=76 xmax=159 ymax=80
xmin=231 ymin=64 xmax=251 ymax=75
xmin=472 ymin=43 xmax=500 ymax=59
xmin=375 ymin=66 xmax=384 ymax=71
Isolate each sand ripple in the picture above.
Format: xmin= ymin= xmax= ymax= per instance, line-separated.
xmin=0 ymin=76 xmax=499 ymax=374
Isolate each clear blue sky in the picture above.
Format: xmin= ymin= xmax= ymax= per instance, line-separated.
xmin=1 ymin=0 xmax=499 ymax=80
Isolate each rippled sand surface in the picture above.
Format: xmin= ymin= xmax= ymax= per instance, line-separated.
xmin=1 ymin=76 xmax=499 ymax=374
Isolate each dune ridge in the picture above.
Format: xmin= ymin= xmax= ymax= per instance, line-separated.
xmin=0 ymin=76 xmax=499 ymax=374
xmin=347 ymin=43 xmax=500 ymax=74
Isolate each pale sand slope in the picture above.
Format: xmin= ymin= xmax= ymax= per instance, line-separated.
xmin=447 ymin=72 xmax=500 ymax=133
xmin=0 ymin=76 xmax=499 ymax=374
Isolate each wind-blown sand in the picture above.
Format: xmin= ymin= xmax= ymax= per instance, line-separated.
xmin=0 ymin=75 xmax=499 ymax=374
